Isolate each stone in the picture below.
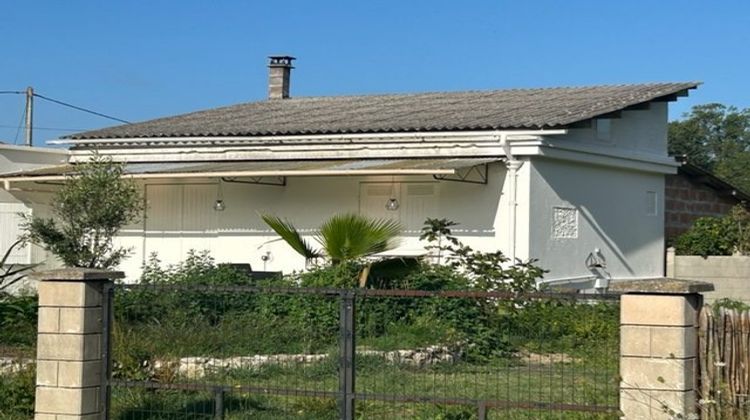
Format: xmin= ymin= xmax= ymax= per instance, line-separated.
xmin=59 ymin=307 xmax=102 ymax=334
xmin=621 ymin=294 xmax=700 ymax=327
xmin=621 ymin=325 xmax=696 ymax=358
xmin=38 ymin=307 xmax=60 ymax=333
xmin=38 ymin=282 xmax=102 ymax=308
xmin=610 ymin=278 xmax=714 ymax=294
xmin=621 ymin=357 xmax=695 ymax=391
xmin=36 ymin=360 xmax=58 ymax=387
xmin=57 ymin=361 xmax=101 ymax=388
xmin=30 ymin=268 xmax=124 ymax=282
xmin=37 ymin=333 xmax=101 ymax=362
xmin=35 ymin=386 xmax=99 ymax=415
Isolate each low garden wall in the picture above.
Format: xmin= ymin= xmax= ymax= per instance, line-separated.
xmin=667 ymin=248 xmax=750 ymax=303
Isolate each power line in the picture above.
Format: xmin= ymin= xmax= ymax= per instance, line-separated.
xmin=0 ymin=91 xmax=24 ymax=95
xmin=33 ymin=93 xmax=131 ymax=124
xmin=13 ymin=106 xmax=26 ymax=144
xmin=0 ymin=124 xmax=89 ymax=132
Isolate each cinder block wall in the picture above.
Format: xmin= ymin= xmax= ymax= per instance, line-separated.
xmin=664 ymin=175 xmax=737 ymax=242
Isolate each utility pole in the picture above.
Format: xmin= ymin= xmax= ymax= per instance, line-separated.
xmin=24 ymin=86 xmax=33 ymax=147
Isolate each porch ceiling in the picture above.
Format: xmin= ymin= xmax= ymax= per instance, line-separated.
xmin=0 ymin=158 xmax=501 ymax=185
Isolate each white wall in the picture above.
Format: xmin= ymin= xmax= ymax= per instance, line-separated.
xmin=0 ymin=146 xmax=69 ymax=291
xmin=115 ymin=164 xmax=510 ymax=281
xmin=527 ymin=157 xmax=665 ymax=280
xmin=556 ymin=103 xmax=668 ymax=156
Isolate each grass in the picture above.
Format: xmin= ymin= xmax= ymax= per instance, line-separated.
xmin=110 ymin=353 xmax=619 ymax=419
xmin=108 ymin=294 xmax=621 ymax=419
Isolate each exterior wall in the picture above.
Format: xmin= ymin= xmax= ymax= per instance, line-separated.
xmin=527 ymin=157 xmax=665 ymax=281
xmin=0 ymin=146 xmax=68 ymax=291
xmin=664 ymin=174 xmax=739 ymax=242
xmin=666 ymin=251 xmax=750 ymax=303
xmin=114 ymin=163 xmax=512 ymax=281
xmin=555 ymin=102 xmax=668 ymax=156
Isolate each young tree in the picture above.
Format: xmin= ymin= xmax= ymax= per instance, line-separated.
xmin=22 ymin=155 xmax=143 ymax=269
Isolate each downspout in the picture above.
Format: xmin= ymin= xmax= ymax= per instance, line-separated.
xmin=499 ymin=134 xmax=522 ymax=263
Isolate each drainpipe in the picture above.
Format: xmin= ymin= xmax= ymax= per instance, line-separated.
xmin=499 ymin=134 xmax=522 ymax=263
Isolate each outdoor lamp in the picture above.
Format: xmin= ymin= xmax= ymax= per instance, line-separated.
xmin=214 ymin=179 xmax=226 ymax=211
xmin=385 ymin=176 xmax=400 ymax=211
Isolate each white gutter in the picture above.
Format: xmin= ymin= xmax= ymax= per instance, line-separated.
xmin=49 ymin=129 xmax=568 ymax=146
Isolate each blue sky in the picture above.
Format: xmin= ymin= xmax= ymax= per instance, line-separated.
xmin=1 ymin=1 xmax=749 ymax=145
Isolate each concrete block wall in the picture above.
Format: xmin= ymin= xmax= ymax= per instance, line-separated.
xmin=667 ymin=250 xmax=750 ymax=303
xmin=664 ymin=174 xmax=738 ymax=241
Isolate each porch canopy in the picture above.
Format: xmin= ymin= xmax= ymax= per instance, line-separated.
xmin=0 ymin=157 xmax=500 ymax=189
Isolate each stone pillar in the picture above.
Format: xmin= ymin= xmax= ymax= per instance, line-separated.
xmin=33 ymin=268 xmax=123 ymax=420
xmin=611 ymin=279 xmax=713 ymax=420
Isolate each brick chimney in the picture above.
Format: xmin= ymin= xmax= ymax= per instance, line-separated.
xmin=268 ymin=56 xmax=295 ymax=99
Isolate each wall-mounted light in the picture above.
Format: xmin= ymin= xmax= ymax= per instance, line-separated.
xmin=214 ymin=179 xmax=226 ymax=211
xmin=385 ymin=176 xmax=399 ymax=211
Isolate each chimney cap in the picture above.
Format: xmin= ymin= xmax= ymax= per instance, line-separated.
xmin=268 ymin=56 xmax=295 ymax=68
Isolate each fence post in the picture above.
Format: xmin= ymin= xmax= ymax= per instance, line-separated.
xmin=339 ymin=291 xmax=355 ymax=420
xmin=611 ymin=278 xmax=713 ymax=420
xmin=33 ymin=268 xmax=124 ymax=420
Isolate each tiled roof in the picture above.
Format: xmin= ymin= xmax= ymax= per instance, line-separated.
xmin=68 ymin=82 xmax=699 ymax=139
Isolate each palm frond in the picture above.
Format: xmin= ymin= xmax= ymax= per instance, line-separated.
xmin=318 ymin=213 xmax=401 ymax=263
xmin=261 ymin=214 xmax=320 ymax=260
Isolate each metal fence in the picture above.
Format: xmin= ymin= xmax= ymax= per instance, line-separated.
xmin=105 ymin=283 xmax=620 ymax=419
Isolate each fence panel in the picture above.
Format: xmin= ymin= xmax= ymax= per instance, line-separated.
xmin=699 ymin=306 xmax=750 ymax=419
xmin=107 ymin=284 xmax=620 ymax=419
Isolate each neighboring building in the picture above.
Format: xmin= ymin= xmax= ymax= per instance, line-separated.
xmin=0 ymin=57 xmax=699 ymax=289
xmin=0 ymin=142 xmax=69 ymax=290
xmin=665 ymin=161 xmax=750 ymax=242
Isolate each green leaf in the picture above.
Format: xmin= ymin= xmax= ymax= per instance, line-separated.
xmin=261 ymin=214 xmax=321 ymax=260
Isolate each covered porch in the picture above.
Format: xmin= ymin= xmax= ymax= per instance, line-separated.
xmin=1 ymin=157 xmax=514 ymax=280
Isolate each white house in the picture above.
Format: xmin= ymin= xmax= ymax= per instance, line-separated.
xmin=0 ymin=57 xmax=699 ymax=288
xmin=0 ymin=142 xmax=68 ymax=290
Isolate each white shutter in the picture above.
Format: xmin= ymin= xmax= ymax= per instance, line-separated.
xmin=144 ymin=184 xmax=217 ymax=264
xmin=402 ymin=183 xmax=437 ymax=232
xmin=359 ymin=183 xmax=400 ymax=221
xmin=0 ymin=203 xmax=31 ymax=264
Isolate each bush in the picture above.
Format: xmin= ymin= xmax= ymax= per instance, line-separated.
xmin=0 ymin=293 xmax=37 ymax=351
xmin=674 ymin=216 xmax=737 ymax=256
xmin=0 ymin=365 xmax=35 ymax=419
xmin=674 ymin=204 xmax=750 ymax=256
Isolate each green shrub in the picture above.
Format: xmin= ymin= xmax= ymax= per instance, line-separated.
xmin=674 ymin=216 xmax=737 ymax=256
xmin=0 ymin=365 xmax=35 ymax=419
xmin=674 ymin=204 xmax=750 ymax=256
xmin=0 ymin=292 xmax=37 ymax=351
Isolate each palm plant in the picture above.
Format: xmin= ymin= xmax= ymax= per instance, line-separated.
xmin=0 ymin=239 xmax=38 ymax=292
xmin=261 ymin=213 xmax=402 ymax=287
